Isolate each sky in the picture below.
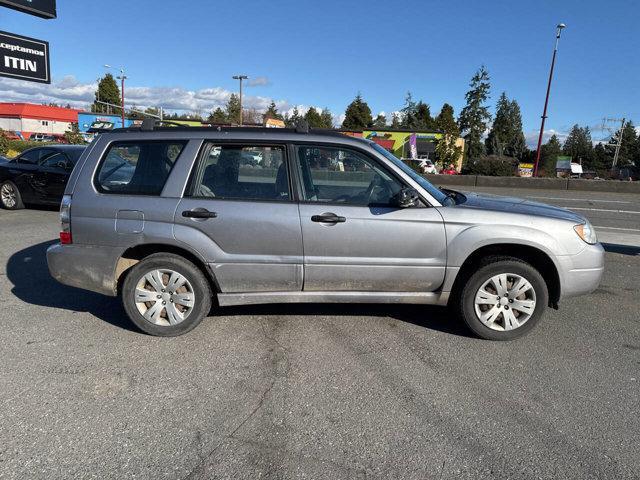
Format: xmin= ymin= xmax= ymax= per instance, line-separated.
xmin=1 ymin=0 xmax=638 ymax=146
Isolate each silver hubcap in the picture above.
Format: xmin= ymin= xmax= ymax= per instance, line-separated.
xmin=474 ymin=273 xmax=536 ymax=331
xmin=134 ymin=269 xmax=195 ymax=326
xmin=1 ymin=183 xmax=16 ymax=208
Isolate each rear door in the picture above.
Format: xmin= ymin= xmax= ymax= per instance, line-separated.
xmin=174 ymin=142 xmax=303 ymax=293
xmin=294 ymin=144 xmax=447 ymax=292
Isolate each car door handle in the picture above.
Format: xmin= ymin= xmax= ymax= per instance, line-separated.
xmin=311 ymin=213 xmax=346 ymax=223
xmin=182 ymin=209 xmax=217 ymax=219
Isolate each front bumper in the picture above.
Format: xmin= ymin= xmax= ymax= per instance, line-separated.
xmin=558 ymin=242 xmax=605 ymax=299
xmin=47 ymin=243 xmax=121 ymax=297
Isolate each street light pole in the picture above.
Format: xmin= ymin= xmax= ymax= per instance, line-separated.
xmin=232 ymin=75 xmax=248 ymax=125
xmin=105 ymin=65 xmax=127 ymax=128
xmin=533 ymin=23 xmax=566 ymax=177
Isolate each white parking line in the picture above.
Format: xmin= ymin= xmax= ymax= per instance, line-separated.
xmin=594 ymin=226 xmax=640 ymax=232
xmin=525 ymin=195 xmax=632 ymax=204
xmin=569 ymin=207 xmax=640 ymax=215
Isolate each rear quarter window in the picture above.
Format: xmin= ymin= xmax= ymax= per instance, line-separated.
xmin=94 ymin=140 xmax=186 ymax=195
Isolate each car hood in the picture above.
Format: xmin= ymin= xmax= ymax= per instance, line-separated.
xmin=456 ymin=191 xmax=586 ymax=223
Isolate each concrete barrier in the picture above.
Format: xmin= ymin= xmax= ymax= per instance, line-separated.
xmin=567 ymin=179 xmax=640 ymax=194
xmin=425 ymin=174 xmax=640 ymax=194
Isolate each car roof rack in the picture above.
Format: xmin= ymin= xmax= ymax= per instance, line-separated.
xmin=111 ymin=119 xmax=349 ymax=138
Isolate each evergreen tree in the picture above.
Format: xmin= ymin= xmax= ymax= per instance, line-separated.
xmin=225 ymin=94 xmax=241 ymax=124
xmin=592 ymin=143 xmax=611 ymax=172
xmin=263 ymin=101 xmax=283 ymax=121
xmin=304 ymin=107 xmax=323 ymax=128
xmin=92 ymin=73 xmax=121 ymax=114
xmin=64 ymin=122 xmax=85 ymax=144
xmin=485 ymin=92 xmax=526 ymax=159
xmin=563 ymin=124 xmax=594 ymax=167
xmin=372 ymin=113 xmax=387 ymax=128
xmin=208 ymin=107 xmax=227 ymax=124
xmin=434 ymin=104 xmax=462 ymax=169
xmin=342 ymin=94 xmax=373 ymax=129
xmin=458 ymin=66 xmax=492 ymax=162
xmin=415 ymin=101 xmax=435 ymax=130
xmin=390 ymin=113 xmax=401 ymax=129
xmin=285 ymin=107 xmax=302 ymax=127
xmin=319 ymin=108 xmax=334 ymax=128
xmin=607 ymin=121 xmax=637 ymax=168
xmin=400 ymin=92 xmax=417 ymax=129
xmin=540 ymin=134 xmax=562 ymax=177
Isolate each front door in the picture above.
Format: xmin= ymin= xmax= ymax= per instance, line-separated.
xmin=31 ymin=151 xmax=72 ymax=203
xmin=294 ymin=144 xmax=446 ymax=292
xmin=174 ymin=143 xmax=303 ymax=293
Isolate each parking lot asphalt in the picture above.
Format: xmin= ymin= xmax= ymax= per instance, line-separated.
xmin=0 ymin=191 xmax=639 ymax=479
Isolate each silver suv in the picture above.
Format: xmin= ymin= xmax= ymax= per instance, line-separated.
xmin=46 ymin=126 xmax=604 ymax=340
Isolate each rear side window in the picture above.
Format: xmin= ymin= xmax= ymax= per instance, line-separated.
xmin=95 ymin=141 xmax=186 ymax=195
xmin=189 ymin=144 xmax=289 ymax=201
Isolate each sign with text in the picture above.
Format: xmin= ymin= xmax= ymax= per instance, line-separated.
xmin=0 ymin=0 xmax=56 ymax=19
xmin=0 ymin=30 xmax=50 ymax=83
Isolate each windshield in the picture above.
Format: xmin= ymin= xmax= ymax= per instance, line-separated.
xmin=369 ymin=142 xmax=450 ymax=205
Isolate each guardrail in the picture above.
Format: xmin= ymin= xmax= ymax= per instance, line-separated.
xmin=425 ymin=174 xmax=640 ymax=194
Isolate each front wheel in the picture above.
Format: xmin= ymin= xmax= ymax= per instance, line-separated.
xmin=456 ymin=257 xmax=548 ymax=341
xmin=121 ymin=253 xmax=212 ymax=336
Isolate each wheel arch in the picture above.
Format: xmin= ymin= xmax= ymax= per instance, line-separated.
xmin=115 ymin=243 xmax=220 ymax=295
xmin=449 ymin=243 xmax=561 ymax=308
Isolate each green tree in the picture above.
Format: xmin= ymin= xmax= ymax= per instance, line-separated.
xmin=225 ymin=93 xmax=241 ymax=124
xmin=372 ymin=113 xmax=387 ymax=128
xmin=208 ymin=107 xmax=227 ymax=124
xmin=563 ymin=124 xmax=594 ymax=167
xmin=607 ymin=121 xmax=637 ymax=168
xmin=285 ymin=106 xmax=302 ymax=127
xmin=399 ymin=92 xmax=417 ymax=129
xmin=0 ymin=129 xmax=8 ymax=156
xmin=304 ymin=107 xmax=323 ymax=128
xmin=592 ymin=142 xmax=611 ymax=173
xmin=263 ymin=101 xmax=283 ymax=122
xmin=319 ymin=108 xmax=334 ymax=128
xmin=458 ymin=66 xmax=492 ymax=162
xmin=539 ymin=134 xmax=562 ymax=177
xmin=434 ymin=103 xmax=462 ymax=169
xmin=486 ymin=92 xmax=526 ymax=159
xmin=390 ymin=113 xmax=401 ymax=129
xmin=64 ymin=122 xmax=85 ymax=144
xmin=91 ymin=73 xmax=121 ymax=114
xmin=415 ymin=101 xmax=435 ymax=130
xmin=342 ymin=94 xmax=373 ymax=129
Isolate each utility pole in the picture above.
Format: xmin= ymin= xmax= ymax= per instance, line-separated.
xmin=104 ymin=65 xmax=127 ymax=127
xmin=605 ymin=117 xmax=626 ymax=172
xmin=232 ymin=75 xmax=248 ymax=125
xmin=533 ymin=23 xmax=566 ymax=177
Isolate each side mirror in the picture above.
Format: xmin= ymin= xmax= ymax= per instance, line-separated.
xmin=394 ymin=187 xmax=420 ymax=208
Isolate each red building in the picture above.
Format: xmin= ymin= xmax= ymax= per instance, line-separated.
xmin=0 ymin=103 xmax=82 ymax=140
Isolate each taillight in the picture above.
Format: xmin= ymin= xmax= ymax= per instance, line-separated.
xmin=60 ymin=194 xmax=72 ymax=244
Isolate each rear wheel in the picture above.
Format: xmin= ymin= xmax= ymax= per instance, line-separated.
xmin=0 ymin=181 xmax=24 ymax=210
xmin=122 ymin=253 xmax=212 ymax=336
xmin=456 ymin=257 xmax=548 ymax=340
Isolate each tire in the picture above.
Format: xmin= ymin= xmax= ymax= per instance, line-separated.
xmin=455 ymin=257 xmax=548 ymax=341
xmin=0 ymin=181 xmax=24 ymax=210
xmin=121 ymin=253 xmax=212 ymax=336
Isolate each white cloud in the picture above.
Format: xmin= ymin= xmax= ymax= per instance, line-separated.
xmin=246 ymin=76 xmax=270 ymax=87
xmin=525 ymin=128 xmax=569 ymax=148
xmin=0 ymin=75 xmax=289 ymax=115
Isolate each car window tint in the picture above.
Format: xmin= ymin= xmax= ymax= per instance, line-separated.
xmin=40 ymin=152 xmax=71 ymax=169
xmin=296 ymin=146 xmax=402 ymax=206
xmin=191 ymin=144 xmax=289 ymax=201
xmin=17 ymin=149 xmax=42 ymax=164
xmin=95 ymin=141 xmax=186 ymax=195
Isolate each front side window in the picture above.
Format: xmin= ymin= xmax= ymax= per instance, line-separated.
xmin=296 ymin=145 xmax=403 ymax=206
xmin=40 ymin=152 xmax=72 ymax=170
xmin=190 ymin=144 xmax=289 ymax=201
xmin=95 ymin=141 xmax=186 ymax=195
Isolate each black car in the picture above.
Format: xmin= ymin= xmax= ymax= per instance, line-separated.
xmin=0 ymin=145 xmax=85 ymax=209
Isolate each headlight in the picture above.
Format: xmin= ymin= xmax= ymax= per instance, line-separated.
xmin=574 ymin=221 xmax=597 ymax=245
